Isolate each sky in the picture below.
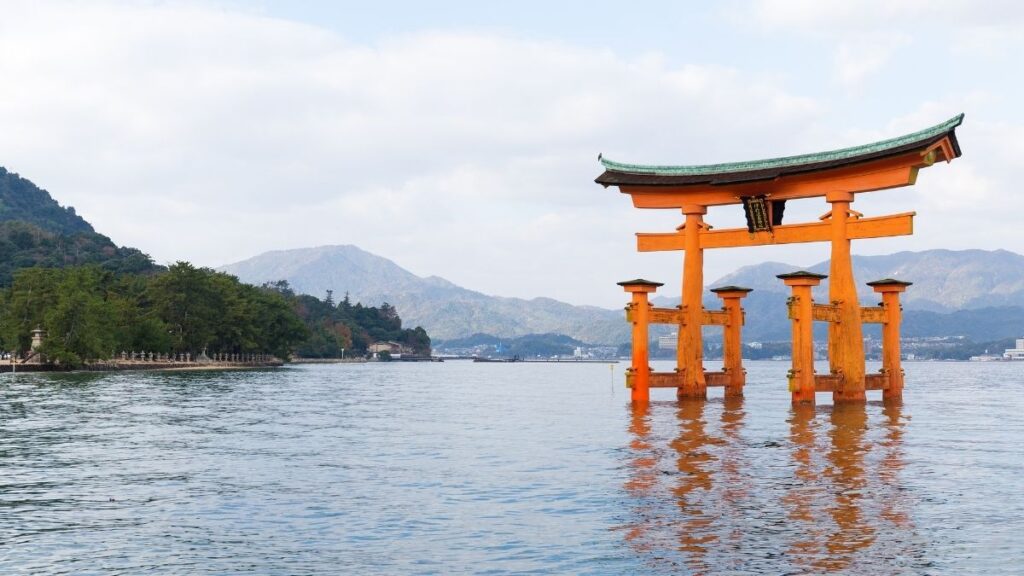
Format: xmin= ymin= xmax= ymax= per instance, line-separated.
xmin=1 ymin=1 xmax=1021 ymax=308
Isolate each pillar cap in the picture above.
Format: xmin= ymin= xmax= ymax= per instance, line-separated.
xmin=710 ymin=285 xmax=753 ymax=294
xmin=867 ymin=278 xmax=912 ymax=293
xmin=777 ymin=270 xmax=826 ymax=287
xmin=865 ymin=278 xmax=913 ymax=287
xmin=776 ymin=270 xmax=827 ymax=280
xmin=618 ymin=278 xmax=663 ymax=293
xmin=617 ymin=278 xmax=663 ymax=287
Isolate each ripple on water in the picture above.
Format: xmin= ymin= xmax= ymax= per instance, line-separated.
xmin=0 ymin=362 xmax=1022 ymax=574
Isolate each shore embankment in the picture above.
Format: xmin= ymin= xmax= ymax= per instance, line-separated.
xmin=0 ymin=358 xmax=284 ymax=373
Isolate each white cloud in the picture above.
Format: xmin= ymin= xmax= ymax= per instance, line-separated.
xmin=737 ymin=0 xmax=1024 ymax=90
xmin=0 ymin=0 xmax=829 ymax=307
xmin=833 ymin=34 xmax=910 ymax=87
xmin=741 ymin=0 xmax=1024 ymax=32
xmin=0 ymin=1 xmax=1020 ymax=309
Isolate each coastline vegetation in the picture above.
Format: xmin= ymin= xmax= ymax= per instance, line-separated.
xmin=0 ymin=263 xmax=430 ymax=367
xmin=270 ymin=283 xmax=431 ymax=359
xmin=0 ymin=166 xmax=439 ymax=367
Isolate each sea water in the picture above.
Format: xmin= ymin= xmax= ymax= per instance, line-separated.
xmin=1 ymin=361 xmax=1021 ymax=574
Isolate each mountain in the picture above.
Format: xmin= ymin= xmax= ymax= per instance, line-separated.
xmin=0 ymin=167 xmax=95 ymax=234
xmin=0 ymin=167 xmax=157 ymax=282
xmin=219 ymin=245 xmax=627 ymax=343
xmin=702 ymin=249 xmax=1024 ymax=342
xmin=711 ymin=249 xmax=1024 ymax=312
xmin=221 ymin=244 xmax=1024 ymax=346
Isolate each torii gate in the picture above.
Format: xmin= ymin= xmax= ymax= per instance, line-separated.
xmin=598 ymin=114 xmax=963 ymax=406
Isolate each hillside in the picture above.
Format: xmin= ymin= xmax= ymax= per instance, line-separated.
xmin=0 ymin=167 xmax=157 ymax=282
xmin=220 ymin=245 xmax=628 ymax=343
xmin=0 ymin=167 xmax=94 ymax=234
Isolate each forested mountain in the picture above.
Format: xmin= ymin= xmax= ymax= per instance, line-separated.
xmin=0 ymin=168 xmax=158 ymax=282
xmin=276 ymin=284 xmax=431 ymax=358
xmin=0 ymin=167 xmax=94 ymax=234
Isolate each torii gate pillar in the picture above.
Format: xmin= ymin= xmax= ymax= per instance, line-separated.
xmin=826 ymin=191 xmax=866 ymax=403
xmin=619 ymin=279 xmax=663 ymax=403
xmin=869 ymin=279 xmax=912 ymax=404
xmin=711 ymin=286 xmax=752 ymax=398
xmin=678 ymin=204 xmax=707 ymax=399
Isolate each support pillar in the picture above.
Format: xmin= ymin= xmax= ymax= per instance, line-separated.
xmin=779 ymin=271 xmax=827 ymax=406
xmin=619 ymin=279 xmax=663 ymax=404
xmin=825 ymin=191 xmax=866 ymax=403
xmin=867 ymin=279 xmax=912 ymax=404
xmin=678 ymin=204 xmax=707 ymax=399
xmin=710 ymin=286 xmax=753 ymax=397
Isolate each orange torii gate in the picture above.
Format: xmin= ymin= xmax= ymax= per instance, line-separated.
xmin=599 ymin=114 xmax=964 ymax=406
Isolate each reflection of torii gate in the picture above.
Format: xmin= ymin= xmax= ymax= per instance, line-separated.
xmin=598 ymin=114 xmax=964 ymax=406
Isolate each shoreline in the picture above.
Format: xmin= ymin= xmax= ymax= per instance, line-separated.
xmin=0 ymin=360 xmax=285 ymax=374
xmin=290 ymin=358 xmax=367 ymax=364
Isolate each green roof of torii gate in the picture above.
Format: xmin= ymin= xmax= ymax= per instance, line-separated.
xmin=596 ymin=113 xmax=963 ymax=186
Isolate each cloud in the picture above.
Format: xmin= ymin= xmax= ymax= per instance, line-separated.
xmin=832 ymin=34 xmax=910 ymax=87
xmin=2 ymin=1 xmax=1020 ymax=309
xmin=737 ymin=0 xmax=1024 ymax=88
xmin=0 ymin=1 xmax=829 ymax=307
xmin=741 ymin=0 xmax=1024 ymax=32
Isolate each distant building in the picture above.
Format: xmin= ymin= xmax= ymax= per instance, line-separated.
xmin=1004 ymin=338 xmax=1024 ymax=360
xmin=369 ymin=341 xmax=405 ymax=355
xmin=658 ymin=333 xmax=678 ymax=351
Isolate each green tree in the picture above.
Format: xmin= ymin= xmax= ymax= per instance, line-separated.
xmin=147 ymin=262 xmax=221 ymax=353
xmin=40 ymin=267 xmax=117 ymax=366
xmin=1 ymin=267 xmax=59 ymax=352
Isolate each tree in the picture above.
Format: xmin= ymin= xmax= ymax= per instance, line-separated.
xmin=41 ymin=267 xmax=116 ymax=366
xmin=147 ymin=262 xmax=222 ymax=353
xmin=1 ymin=267 xmax=60 ymax=352
xmin=402 ymin=326 xmax=432 ymax=356
xmin=0 ymin=260 xmax=415 ymax=365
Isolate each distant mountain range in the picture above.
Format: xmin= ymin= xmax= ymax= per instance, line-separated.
xmin=219 ymin=245 xmax=626 ymax=343
xmin=220 ymin=245 xmax=1024 ymax=345
xmin=710 ymin=249 xmax=1024 ymax=312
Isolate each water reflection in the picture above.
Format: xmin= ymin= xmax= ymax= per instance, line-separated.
xmin=670 ymin=400 xmax=716 ymax=571
xmin=621 ymin=400 xmax=914 ymax=572
xmin=878 ymin=403 xmax=910 ymax=530
xmin=783 ymin=406 xmax=828 ymax=566
xmin=824 ymin=406 xmax=875 ymax=568
xmin=785 ymin=405 xmax=879 ymax=572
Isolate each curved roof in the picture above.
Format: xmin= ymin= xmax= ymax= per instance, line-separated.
xmin=596 ymin=114 xmax=963 ymax=187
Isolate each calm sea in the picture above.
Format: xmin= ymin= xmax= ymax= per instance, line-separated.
xmin=1 ymin=361 xmax=1021 ymax=574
